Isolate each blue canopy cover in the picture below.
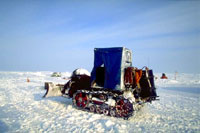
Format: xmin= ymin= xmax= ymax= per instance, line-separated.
xmin=91 ymin=47 xmax=132 ymax=90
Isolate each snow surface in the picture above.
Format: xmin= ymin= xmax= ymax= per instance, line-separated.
xmin=155 ymin=73 xmax=200 ymax=88
xmin=0 ymin=72 xmax=200 ymax=133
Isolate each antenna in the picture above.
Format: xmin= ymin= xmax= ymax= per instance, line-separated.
xmin=175 ymin=71 xmax=178 ymax=80
xmin=148 ymin=57 xmax=150 ymax=68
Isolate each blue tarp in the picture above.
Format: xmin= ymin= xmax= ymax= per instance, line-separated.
xmin=91 ymin=47 xmax=132 ymax=90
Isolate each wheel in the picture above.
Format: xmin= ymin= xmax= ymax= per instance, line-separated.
xmin=116 ymin=98 xmax=133 ymax=118
xmin=73 ymin=92 xmax=89 ymax=108
xmin=96 ymin=107 xmax=102 ymax=114
xmin=109 ymin=108 xmax=116 ymax=117
xmin=103 ymin=109 xmax=109 ymax=115
xmin=89 ymin=105 xmax=96 ymax=112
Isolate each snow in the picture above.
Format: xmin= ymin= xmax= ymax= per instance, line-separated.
xmin=0 ymin=71 xmax=200 ymax=133
xmin=155 ymin=73 xmax=200 ymax=88
xmin=72 ymin=68 xmax=91 ymax=76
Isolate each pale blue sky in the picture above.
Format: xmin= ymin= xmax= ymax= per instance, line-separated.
xmin=0 ymin=0 xmax=200 ymax=73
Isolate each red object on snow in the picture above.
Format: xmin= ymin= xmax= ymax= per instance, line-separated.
xmin=27 ymin=78 xmax=30 ymax=82
xmin=161 ymin=73 xmax=168 ymax=79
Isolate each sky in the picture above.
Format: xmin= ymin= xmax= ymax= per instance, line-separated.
xmin=0 ymin=0 xmax=199 ymax=73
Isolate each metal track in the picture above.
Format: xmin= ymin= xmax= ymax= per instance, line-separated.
xmin=72 ymin=89 xmax=135 ymax=119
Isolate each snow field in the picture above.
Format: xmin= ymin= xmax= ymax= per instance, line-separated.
xmin=155 ymin=73 xmax=200 ymax=88
xmin=0 ymin=72 xmax=199 ymax=132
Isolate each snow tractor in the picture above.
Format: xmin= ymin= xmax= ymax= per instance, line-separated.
xmin=43 ymin=47 xmax=158 ymax=119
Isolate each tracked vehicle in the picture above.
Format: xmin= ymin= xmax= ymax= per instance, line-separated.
xmin=44 ymin=47 xmax=158 ymax=119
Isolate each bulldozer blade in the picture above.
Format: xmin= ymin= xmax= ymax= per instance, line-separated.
xmin=43 ymin=82 xmax=64 ymax=98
